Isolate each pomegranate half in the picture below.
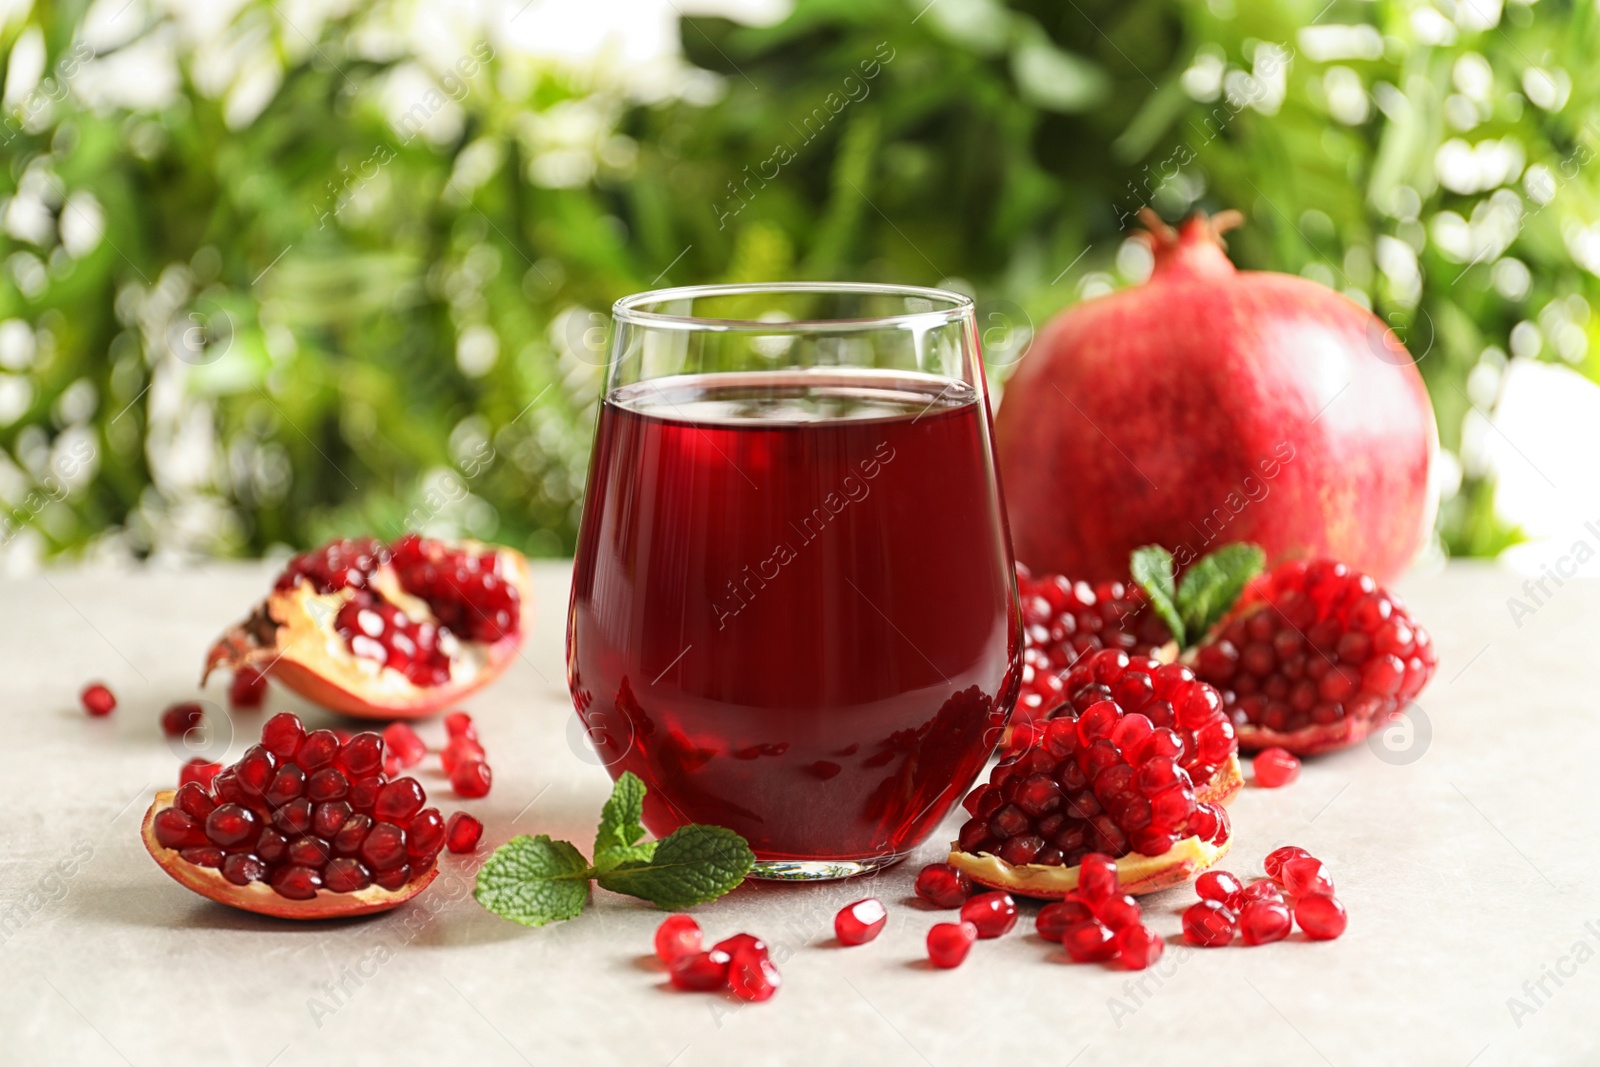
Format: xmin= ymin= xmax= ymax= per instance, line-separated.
xmin=204 ymin=535 xmax=532 ymax=720
xmin=996 ymin=209 xmax=1437 ymax=585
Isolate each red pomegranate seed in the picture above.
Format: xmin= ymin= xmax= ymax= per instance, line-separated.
xmin=1195 ymin=870 xmax=1245 ymax=909
xmin=1239 ymin=900 xmax=1293 ymax=945
xmin=712 ymin=933 xmax=767 ymax=958
xmin=1281 ymin=856 xmax=1336 ymax=898
xmin=160 ymin=702 xmax=204 ymax=739
xmin=1037 ymin=898 xmax=1095 ymax=941
xmin=307 ymin=768 xmax=349 ymax=803
xmin=444 ymin=711 xmax=477 ymax=740
xmin=297 ymin=730 xmax=340 ymax=770
xmin=175 ymin=783 xmax=215 ymax=820
xmin=927 ymin=921 xmax=978 ymax=968
xmin=1183 ymin=900 xmax=1236 ymax=946
xmin=179 ymin=758 xmax=222 ymax=789
xmin=914 ymin=862 xmax=972 ymax=908
xmin=340 ymin=733 xmax=385 ymax=777
xmin=80 ymin=682 xmax=117 ymax=717
xmin=382 ymin=723 xmax=426 ymax=768
xmin=333 ymin=814 xmax=373 ymax=855
xmin=360 ymin=823 xmax=409 ymax=870
xmin=1242 ymin=880 xmax=1285 ymax=905
xmin=373 ymin=863 xmax=411 ymax=890
xmin=1263 ymin=845 xmax=1311 ymax=881
xmin=323 ymin=857 xmax=373 ymax=893
xmin=1294 ymin=894 xmax=1348 ymax=940
xmin=1116 ymin=924 xmax=1164 ymax=970
xmin=446 ymin=812 xmax=483 ymax=853
xmin=374 ymin=778 xmax=427 ymax=822
xmin=181 ymin=846 xmax=225 ymax=868
xmin=406 ymin=809 xmax=446 ymax=859
xmin=450 ymin=759 xmax=493 ymax=798
xmin=153 ymin=809 xmax=208 ymax=850
xmin=441 ymin=737 xmax=487 ymax=775
xmin=654 ymin=914 xmax=701 ymax=964
xmin=1095 ymin=893 xmax=1142 ymax=931
xmin=1062 ymin=920 xmax=1119 ymax=963
xmin=228 ymin=667 xmax=268 ymax=708
xmin=668 ymin=949 xmax=731 ymax=991
xmin=1076 ymin=853 xmax=1118 ymax=905
xmin=287 ymin=835 xmax=332 ymax=868
xmin=959 ymin=892 xmax=1018 ymax=939
xmin=261 ymin=712 xmax=306 ymax=761
xmin=313 ymin=801 xmax=353 ymax=839
xmin=727 ymin=947 xmax=781 ymax=1001
xmin=204 ymin=804 xmax=259 ymax=848
xmin=835 ymin=899 xmax=888 ymax=945
xmin=222 ymin=853 xmax=267 ymax=886
xmin=1254 ymin=747 xmax=1300 ymax=788
xmin=270 ymin=865 xmax=323 ymax=900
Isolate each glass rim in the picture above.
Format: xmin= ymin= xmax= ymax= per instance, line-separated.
xmin=610 ymin=282 xmax=974 ymax=332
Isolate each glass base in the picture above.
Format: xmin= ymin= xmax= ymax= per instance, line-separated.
xmin=747 ymin=855 xmax=906 ymax=881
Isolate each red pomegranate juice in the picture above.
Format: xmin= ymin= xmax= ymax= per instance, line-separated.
xmin=568 ymin=370 xmax=1020 ymax=863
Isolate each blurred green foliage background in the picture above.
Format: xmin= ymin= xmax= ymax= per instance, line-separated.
xmin=0 ymin=0 xmax=1595 ymax=564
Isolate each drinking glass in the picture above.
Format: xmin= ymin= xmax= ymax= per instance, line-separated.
xmin=567 ymin=283 xmax=1020 ymax=879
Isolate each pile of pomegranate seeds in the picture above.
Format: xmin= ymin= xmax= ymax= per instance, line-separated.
xmin=1181 ymin=846 xmax=1346 ymax=947
xmin=913 ymin=862 xmax=973 ymax=907
xmin=1253 ymin=747 xmax=1300 ymax=788
xmin=160 ymin=702 xmax=204 ymax=739
xmin=1013 ymin=563 xmax=1172 ymax=732
xmin=229 ymin=667 xmax=268 ymax=708
xmin=655 ymin=917 xmax=780 ymax=1001
xmin=271 ymin=534 xmax=522 ymax=689
xmin=1196 ymin=559 xmax=1436 ymax=744
xmin=152 ymin=712 xmax=444 ymax=899
xmin=834 ymin=899 xmax=888 ymax=945
xmin=441 ymin=712 xmax=493 ymax=798
xmin=80 ymin=682 xmax=116 ymax=717
xmin=957 ymin=649 xmax=1234 ymax=866
xmin=1034 ymin=854 xmax=1165 ymax=970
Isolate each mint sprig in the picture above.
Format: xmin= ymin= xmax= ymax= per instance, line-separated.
xmin=1130 ymin=541 xmax=1266 ymax=648
xmin=473 ymin=772 xmax=755 ymax=927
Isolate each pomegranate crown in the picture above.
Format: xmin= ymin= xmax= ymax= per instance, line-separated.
xmin=1136 ymin=208 xmax=1242 ymax=281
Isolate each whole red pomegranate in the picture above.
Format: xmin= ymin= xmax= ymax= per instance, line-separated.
xmin=996 ymin=210 xmax=1437 ymax=584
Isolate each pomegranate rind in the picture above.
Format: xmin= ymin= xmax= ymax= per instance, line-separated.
xmin=141 ymin=791 xmax=437 ymax=919
xmin=203 ymin=544 xmax=532 ymax=720
xmin=1195 ymin=752 xmax=1244 ymax=806
xmin=948 ymin=831 xmax=1230 ymax=900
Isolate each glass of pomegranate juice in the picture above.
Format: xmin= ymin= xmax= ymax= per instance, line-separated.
xmin=568 ymin=283 xmax=1021 ymax=879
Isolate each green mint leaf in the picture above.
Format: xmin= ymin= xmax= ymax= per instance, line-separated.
xmin=1129 ymin=544 xmax=1185 ymax=647
xmin=595 ymin=824 xmax=754 ymax=910
xmin=1176 ymin=542 xmax=1266 ymax=642
xmin=473 ymin=834 xmax=593 ymax=927
xmin=592 ymin=771 xmax=655 ymax=873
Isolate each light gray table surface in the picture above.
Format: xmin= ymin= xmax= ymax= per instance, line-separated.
xmin=1 ymin=559 xmax=1595 ymax=1066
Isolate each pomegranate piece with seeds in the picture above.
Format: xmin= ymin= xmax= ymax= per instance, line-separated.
xmin=1294 ymin=894 xmax=1348 ymax=940
xmin=445 ymin=812 xmax=483 ymax=853
xmin=1194 ymin=559 xmax=1437 ymax=755
xmin=835 ymin=899 xmax=888 ymax=945
xmin=203 ymin=535 xmax=532 ymax=720
xmin=927 ymin=921 xmax=978 ymax=968
xmin=1011 ymin=564 xmax=1174 ymax=737
xmin=81 ymin=682 xmax=116 ymax=717
xmin=141 ymin=712 xmax=440 ymax=919
xmin=654 ymin=915 xmax=702 ymax=964
xmin=1253 ymin=747 xmax=1300 ymax=788
xmin=947 ymin=649 xmax=1240 ymax=899
xmin=914 ymin=862 xmax=972 ymax=908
